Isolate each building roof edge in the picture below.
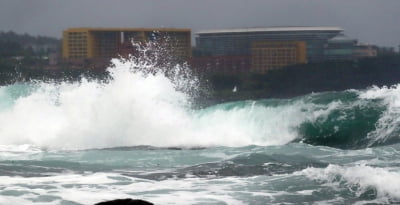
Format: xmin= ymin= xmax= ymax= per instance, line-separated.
xmin=64 ymin=27 xmax=191 ymax=32
xmin=196 ymin=27 xmax=344 ymax=35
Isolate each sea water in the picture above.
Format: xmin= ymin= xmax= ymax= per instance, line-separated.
xmin=1 ymin=45 xmax=400 ymax=204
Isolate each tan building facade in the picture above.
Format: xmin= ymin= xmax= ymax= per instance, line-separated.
xmin=251 ymin=41 xmax=307 ymax=73
xmin=62 ymin=28 xmax=191 ymax=62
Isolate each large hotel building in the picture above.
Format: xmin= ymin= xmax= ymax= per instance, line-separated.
xmin=62 ymin=27 xmax=373 ymax=72
xmin=193 ymin=27 xmax=346 ymax=73
xmin=62 ymin=27 xmax=191 ymax=65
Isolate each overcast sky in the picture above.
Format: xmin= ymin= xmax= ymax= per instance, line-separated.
xmin=0 ymin=0 xmax=399 ymax=48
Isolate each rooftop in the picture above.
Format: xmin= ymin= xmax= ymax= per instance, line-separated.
xmin=64 ymin=27 xmax=191 ymax=32
xmin=196 ymin=27 xmax=343 ymax=35
xmin=328 ymin=34 xmax=357 ymax=43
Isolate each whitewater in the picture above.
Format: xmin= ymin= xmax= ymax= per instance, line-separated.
xmin=1 ymin=45 xmax=400 ymax=204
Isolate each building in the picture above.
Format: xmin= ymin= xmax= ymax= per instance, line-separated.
xmin=323 ymin=34 xmax=357 ymax=61
xmin=195 ymin=27 xmax=344 ymax=63
xmin=251 ymin=41 xmax=306 ymax=73
xmin=191 ymin=56 xmax=250 ymax=74
xmin=62 ymin=27 xmax=191 ymax=64
xmin=353 ymin=44 xmax=378 ymax=59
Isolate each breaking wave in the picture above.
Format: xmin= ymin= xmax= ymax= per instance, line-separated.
xmin=1 ymin=41 xmax=400 ymax=150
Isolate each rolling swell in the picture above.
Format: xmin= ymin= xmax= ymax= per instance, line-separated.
xmin=295 ymin=91 xmax=386 ymax=149
xmin=204 ymin=88 xmax=398 ymax=149
xmin=290 ymin=88 xmax=400 ymax=149
xmin=204 ymin=87 xmax=400 ymax=149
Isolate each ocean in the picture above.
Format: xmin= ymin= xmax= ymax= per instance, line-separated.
xmin=1 ymin=50 xmax=400 ymax=204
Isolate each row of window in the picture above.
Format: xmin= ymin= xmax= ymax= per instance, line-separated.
xmin=68 ymin=35 xmax=85 ymax=38
xmin=256 ymin=53 xmax=297 ymax=57
xmin=253 ymin=53 xmax=297 ymax=57
xmin=253 ymin=55 xmax=298 ymax=59
xmin=253 ymin=61 xmax=297 ymax=65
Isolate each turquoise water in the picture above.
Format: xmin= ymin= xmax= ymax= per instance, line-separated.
xmin=1 ymin=143 xmax=400 ymax=204
xmin=1 ymin=52 xmax=400 ymax=204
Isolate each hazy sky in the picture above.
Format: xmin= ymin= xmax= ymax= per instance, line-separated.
xmin=0 ymin=0 xmax=399 ymax=47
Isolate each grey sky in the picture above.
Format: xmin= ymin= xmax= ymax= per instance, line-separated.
xmin=0 ymin=0 xmax=399 ymax=47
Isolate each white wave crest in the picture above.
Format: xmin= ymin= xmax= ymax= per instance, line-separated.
xmin=359 ymin=85 xmax=400 ymax=145
xmin=301 ymin=164 xmax=400 ymax=203
xmin=0 ymin=42 xmax=344 ymax=150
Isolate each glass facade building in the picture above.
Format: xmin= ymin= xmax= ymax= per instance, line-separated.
xmin=195 ymin=27 xmax=344 ymax=63
xmin=323 ymin=34 xmax=357 ymax=61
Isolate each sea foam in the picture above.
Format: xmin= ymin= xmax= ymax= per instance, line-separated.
xmin=1 ymin=42 xmax=400 ymax=150
xmin=0 ymin=42 xmax=335 ymax=150
xmin=301 ymin=164 xmax=400 ymax=202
